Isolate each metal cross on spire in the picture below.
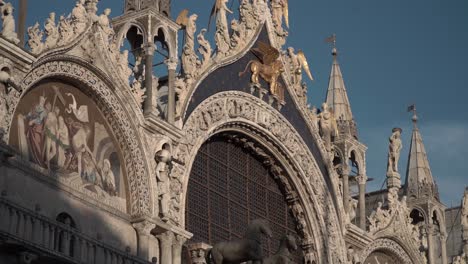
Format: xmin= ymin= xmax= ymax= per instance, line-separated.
xmin=407 ymin=104 xmax=418 ymax=128
xmin=325 ymin=33 xmax=337 ymax=56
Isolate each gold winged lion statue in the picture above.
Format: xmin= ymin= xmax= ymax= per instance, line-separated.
xmin=239 ymin=41 xmax=285 ymax=98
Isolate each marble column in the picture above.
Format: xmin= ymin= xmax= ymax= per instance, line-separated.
xmin=427 ymin=225 xmax=435 ymax=264
xmin=157 ymin=231 xmax=174 ymax=264
xmin=166 ymin=58 xmax=178 ymax=124
xmin=356 ymin=175 xmax=367 ymax=230
xmin=172 ymin=234 xmax=187 ymax=264
xmin=144 ymin=44 xmax=156 ymax=115
xmin=133 ymin=220 xmax=156 ymax=261
xmin=341 ymin=165 xmax=350 ymax=213
xmin=440 ymin=233 xmax=447 ymax=264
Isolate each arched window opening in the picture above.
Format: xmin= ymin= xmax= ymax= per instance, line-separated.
xmin=153 ymin=28 xmax=170 ymax=117
xmin=56 ymin=213 xmax=77 ymax=257
xmin=186 ymin=134 xmax=303 ymax=262
xmin=348 ymin=151 xmax=360 ymax=197
xmin=410 ymin=209 xmax=425 ymax=225
xmin=123 ymin=26 xmax=144 ymax=83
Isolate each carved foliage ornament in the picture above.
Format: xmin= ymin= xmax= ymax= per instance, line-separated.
xmin=9 ymin=60 xmax=152 ymax=216
xmin=27 ymin=1 xmax=115 ymax=56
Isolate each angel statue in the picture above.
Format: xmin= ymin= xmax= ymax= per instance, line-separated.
xmin=287 ymin=47 xmax=314 ymax=86
xmin=176 ymin=9 xmax=199 ymax=77
xmin=271 ymin=0 xmax=289 ymax=33
xmin=209 ymin=0 xmax=233 ymax=54
xmin=239 ymin=41 xmax=284 ymax=99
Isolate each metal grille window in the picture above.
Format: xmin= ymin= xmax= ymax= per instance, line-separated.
xmin=186 ymin=136 xmax=302 ymax=260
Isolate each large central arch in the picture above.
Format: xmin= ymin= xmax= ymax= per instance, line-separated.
xmin=173 ymin=91 xmax=347 ymax=263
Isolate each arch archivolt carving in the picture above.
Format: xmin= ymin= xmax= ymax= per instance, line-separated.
xmin=5 ymin=58 xmax=154 ymax=217
xmin=360 ymin=238 xmax=416 ymax=264
xmin=174 ymin=91 xmax=347 ymax=263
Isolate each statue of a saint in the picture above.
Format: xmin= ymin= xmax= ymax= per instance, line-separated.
xmin=318 ymin=102 xmax=338 ymax=152
xmin=387 ymin=127 xmax=402 ymax=176
xmin=155 ymin=149 xmax=172 ymax=220
xmin=44 ymin=12 xmax=59 ymax=49
xmin=71 ymin=0 xmax=88 ymax=35
xmin=213 ymin=0 xmax=233 ymax=54
xmin=1 ymin=2 xmax=19 ymax=44
xmin=98 ymin=8 xmax=115 ymax=39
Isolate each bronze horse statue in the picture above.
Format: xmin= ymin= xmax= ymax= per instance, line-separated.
xmin=263 ymin=234 xmax=298 ymax=264
xmin=206 ymin=219 xmax=273 ymax=264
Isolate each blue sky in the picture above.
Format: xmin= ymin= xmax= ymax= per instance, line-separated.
xmin=8 ymin=0 xmax=468 ymax=206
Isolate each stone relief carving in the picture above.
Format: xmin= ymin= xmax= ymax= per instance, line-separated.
xmin=0 ymin=57 xmax=20 ymax=143
xmin=366 ymin=191 xmax=426 ymax=263
xmin=12 ymin=61 xmax=152 ymax=216
xmin=176 ymin=91 xmax=345 ymax=262
xmin=347 ymin=247 xmax=361 ymax=264
xmin=360 ymin=239 xmax=413 ymax=264
xmin=0 ymin=1 xmax=20 ymax=44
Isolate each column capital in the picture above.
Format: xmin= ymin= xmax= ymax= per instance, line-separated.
xmin=132 ymin=220 xmax=156 ymax=235
xmin=173 ymin=234 xmax=187 ymax=247
xmin=145 ymin=44 xmax=156 ymax=56
xmin=356 ymin=175 xmax=368 ymax=185
xmin=157 ymin=230 xmax=175 ymax=243
xmin=340 ymin=164 xmax=350 ymax=177
xmin=187 ymin=242 xmax=212 ymax=264
xmin=165 ymin=58 xmax=178 ymax=70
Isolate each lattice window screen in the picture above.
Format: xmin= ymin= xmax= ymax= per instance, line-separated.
xmin=186 ymin=136 xmax=303 ymax=261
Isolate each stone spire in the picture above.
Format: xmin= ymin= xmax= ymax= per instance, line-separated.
xmin=404 ymin=107 xmax=438 ymax=200
xmin=325 ymin=42 xmax=357 ymax=138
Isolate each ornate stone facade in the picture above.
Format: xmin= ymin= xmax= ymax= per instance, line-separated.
xmin=0 ymin=1 xmax=464 ymax=264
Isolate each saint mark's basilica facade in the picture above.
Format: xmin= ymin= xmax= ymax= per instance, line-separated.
xmin=0 ymin=0 xmax=467 ymax=263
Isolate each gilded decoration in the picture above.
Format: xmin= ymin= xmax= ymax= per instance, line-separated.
xmin=176 ymin=91 xmax=348 ymax=263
